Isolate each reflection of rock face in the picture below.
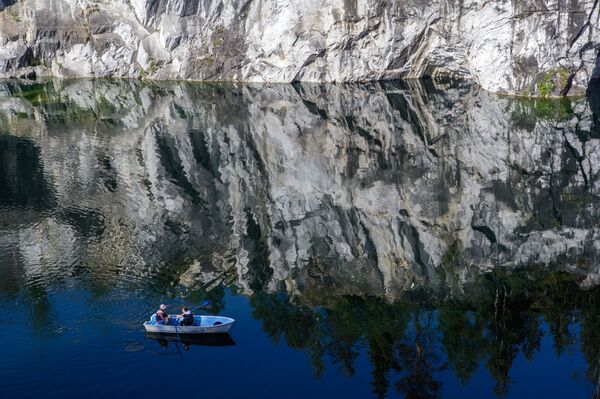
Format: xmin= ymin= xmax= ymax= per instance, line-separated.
xmin=0 ymin=79 xmax=598 ymax=300
xmin=0 ymin=0 xmax=599 ymax=96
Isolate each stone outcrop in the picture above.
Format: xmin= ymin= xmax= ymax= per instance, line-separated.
xmin=0 ymin=79 xmax=598 ymax=301
xmin=0 ymin=0 xmax=599 ymax=96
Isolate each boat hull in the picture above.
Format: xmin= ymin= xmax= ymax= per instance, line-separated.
xmin=143 ymin=315 xmax=234 ymax=334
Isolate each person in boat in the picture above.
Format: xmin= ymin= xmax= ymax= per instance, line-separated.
xmin=156 ymin=304 xmax=169 ymax=325
xmin=178 ymin=306 xmax=195 ymax=326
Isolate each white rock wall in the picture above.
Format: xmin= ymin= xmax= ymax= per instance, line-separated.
xmin=0 ymin=0 xmax=599 ymax=96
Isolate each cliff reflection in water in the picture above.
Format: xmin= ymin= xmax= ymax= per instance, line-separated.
xmin=0 ymin=78 xmax=599 ymax=397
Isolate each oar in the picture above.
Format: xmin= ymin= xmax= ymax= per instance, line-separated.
xmin=172 ymin=301 xmax=209 ymax=354
xmin=174 ymin=323 xmax=182 ymax=343
xmin=190 ymin=300 xmax=212 ymax=313
xmin=173 ymin=321 xmax=183 ymax=355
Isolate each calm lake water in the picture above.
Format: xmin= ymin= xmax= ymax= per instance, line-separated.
xmin=0 ymin=78 xmax=599 ymax=398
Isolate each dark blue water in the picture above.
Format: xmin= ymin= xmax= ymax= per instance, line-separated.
xmin=2 ymin=282 xmax=598 ymax=398
xmin=0 ymin=79 xmax=599 ymax=398
xmin=2 ymin=283 xmax=597 ymax=399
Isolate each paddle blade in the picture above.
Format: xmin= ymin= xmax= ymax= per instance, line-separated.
xmin=190 ymin=300 xmax=212 ymax=313
xmin=200 ymin=300 xmax=212 ymax=308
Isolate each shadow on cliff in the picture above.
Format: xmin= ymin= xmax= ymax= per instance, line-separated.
xmin=587 ymin=74 xmax=600 ymax=137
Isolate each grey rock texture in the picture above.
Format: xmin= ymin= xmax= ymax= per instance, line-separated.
xmin=0 ymin=0 xmax=599 ymax=96
xmin=0 ymin=79 xmax=598 ymax=301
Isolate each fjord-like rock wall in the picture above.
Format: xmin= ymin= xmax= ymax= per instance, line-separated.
xmin=0 ymin=0 xmax=599 ymax=96
xmin=0 ymin=79 xmax=598 ymax=300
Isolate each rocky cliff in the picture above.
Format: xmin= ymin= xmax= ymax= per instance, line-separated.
xmin=0 ymin=0 xmax=599 ymax=96
xmin=0 ymin=79 xmax=598 ymax=301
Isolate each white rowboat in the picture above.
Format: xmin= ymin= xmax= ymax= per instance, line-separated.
xmin=143 ymin=315 xmax=235 ymax=334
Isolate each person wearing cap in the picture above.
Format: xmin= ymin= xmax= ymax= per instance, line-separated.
xmin=156 ymin=304 xmax=169 ymax=325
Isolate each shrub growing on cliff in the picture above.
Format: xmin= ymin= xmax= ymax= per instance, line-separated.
xmin=537 ymin=68 xmax=571 ymax=97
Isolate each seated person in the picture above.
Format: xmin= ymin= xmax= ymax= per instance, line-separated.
xmin=179 ymin=306 xmax=195 ymax=326
xmin=155 ymin=304 xmax=169 ymax=325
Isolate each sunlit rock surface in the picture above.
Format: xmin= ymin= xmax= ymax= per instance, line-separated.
xmin=0 ymin=79 xmax=598 ymax=301
xmin=0 ymin=0 xmax=599 ymax=96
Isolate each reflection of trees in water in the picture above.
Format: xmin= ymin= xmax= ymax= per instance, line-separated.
xmin=249 ymin=269 xmax=600 ymax=398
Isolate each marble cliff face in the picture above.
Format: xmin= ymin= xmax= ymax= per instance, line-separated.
xmin=0 ymin=0 xmax=599 ymax=96
xmin=0 ymin=79 xmax=598 ymax=301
